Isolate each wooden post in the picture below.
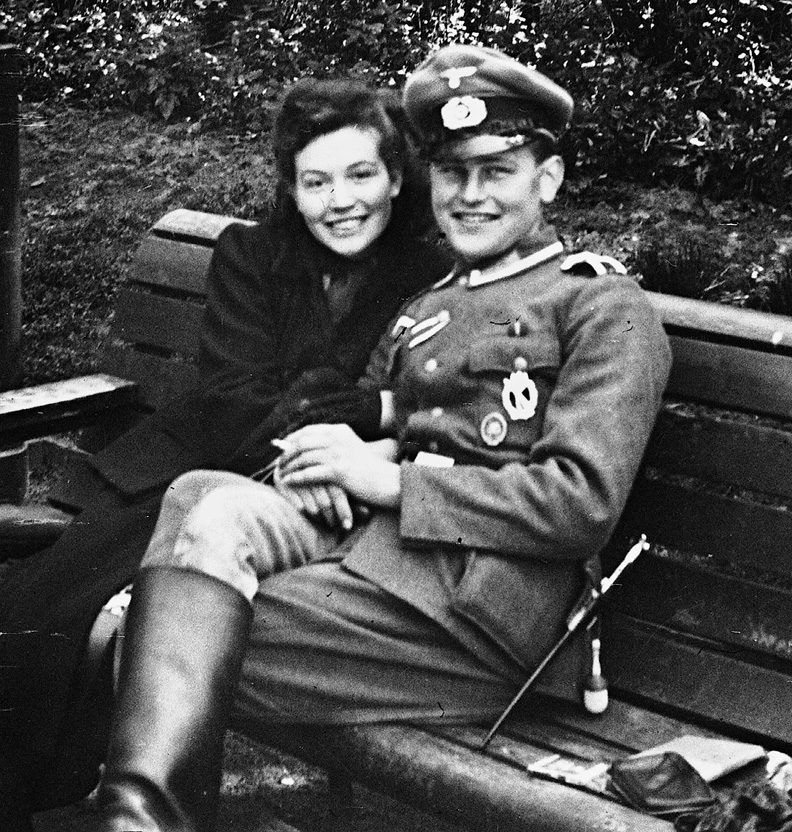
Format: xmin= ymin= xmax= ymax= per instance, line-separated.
xmin=0 ymin=46 xmax=26 ymax=503
xmin=0 ymin=44 xmax=21 ymax=390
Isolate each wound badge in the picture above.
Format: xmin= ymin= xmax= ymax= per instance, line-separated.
xmin=480 ymin=411 xmax=508 ymax=446
xmin=502 ymin=370 xmax=538 ymax=420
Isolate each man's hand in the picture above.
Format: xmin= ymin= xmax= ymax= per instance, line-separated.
xmin=273 ymin=468 xmax=355 ymax=531
xmin=276 ymin=425 xmax=401 ymax=509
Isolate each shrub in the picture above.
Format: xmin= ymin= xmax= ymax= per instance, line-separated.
xmin=533 ymin=0 xmax=792 ymax=207
xmin=745 ymin=243 xmax=792 ymax=316
xmin=634 ymin=226 xmax=726 ymax=299
xmin=113 ymin=12 xmax=217 ymax=120
xmin=3 ymin=0 xmax=791 ymax=206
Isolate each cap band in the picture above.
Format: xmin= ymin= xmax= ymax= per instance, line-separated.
xmin=419 ymin=96 xmax=557 ymax=152
xmin=441 ymin=96 xmax=488 ymax=130
xmin=403 ymin=44 xmax=573 ymax=155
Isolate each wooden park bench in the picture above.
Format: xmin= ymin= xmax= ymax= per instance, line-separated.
xmin=3 ymin=209 xmax=792 ymax=832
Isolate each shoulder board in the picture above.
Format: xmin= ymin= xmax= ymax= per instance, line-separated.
xmin=431 ymin=270 xmax=457 ymax=290
xmin=561 ymin=252 xmax=627 ymax=277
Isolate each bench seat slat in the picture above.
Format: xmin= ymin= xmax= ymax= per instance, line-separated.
xmin=620 ymin=477 xmax=792 ymax=576
xmin=259 ymin=723 xmax=672 ymax=832
xmin=646 ymin=407 xmax=792 ymax=499
xmin=428 ymin=723 xmax=592 ymax=771
xmin=539 ymin=697 xmax=720 ymax=752
xmin=610 ymin=553 xmax=792 ymax=666
xmin=111 ymin=290 xmax=204 ymax=358
xmin=489 ymin=716 xmax=630 ymax=763
xmin=100 ymin=346 xmax=199 ymax=411
xmin=130 ymin=237 xmax=214 ymax=296
xmin=604 ymin=614 xmax=792 ymax=749
xmin=667 ymin=335 xmax=792 ymax=419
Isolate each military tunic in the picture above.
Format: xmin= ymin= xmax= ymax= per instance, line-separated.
xmin=229 ymin=227 xmax=671 ymax=732
xmin=343 ymin=226 xmax=672 ymax=673
xmin=147 ymin=227 xmax=672 ymax=734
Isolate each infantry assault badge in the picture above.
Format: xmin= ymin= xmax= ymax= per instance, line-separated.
xmin=502 ymin=369 xmax=538 ymax=420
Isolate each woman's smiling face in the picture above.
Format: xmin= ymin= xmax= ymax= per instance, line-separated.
xmin=292 ymin=126 xmax=403 ymax=259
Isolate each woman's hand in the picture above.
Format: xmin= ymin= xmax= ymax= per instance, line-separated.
xmin=276 ymin=425 xmax=401 ymax=509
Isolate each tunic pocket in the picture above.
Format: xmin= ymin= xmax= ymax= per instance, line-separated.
xmin=467 ymin=337 xmax=560 ymax=453
xmin=467 ymin=338 xmax=560 ymax=375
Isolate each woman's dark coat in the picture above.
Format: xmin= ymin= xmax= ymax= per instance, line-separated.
xmin=0 ymin=217 xmax=450 ymax=819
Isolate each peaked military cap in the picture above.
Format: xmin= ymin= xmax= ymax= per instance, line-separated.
xmin=403 ymin=44 xmax=573 ymax=158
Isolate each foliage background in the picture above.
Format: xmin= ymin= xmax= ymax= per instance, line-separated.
xmin=4 ymin=0 xmax=792 ymax=205
xmin=3 ymin=0 xmax=792 ymax=383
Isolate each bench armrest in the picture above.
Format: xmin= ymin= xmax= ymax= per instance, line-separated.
xmin=0 ymin=502 xmax=74 ymax=558
xmin=0 ymin=373 xmax=139 ymax=446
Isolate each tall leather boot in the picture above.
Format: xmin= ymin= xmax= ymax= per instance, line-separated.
xmin=98 ymin=566 xmax=252 ymax=832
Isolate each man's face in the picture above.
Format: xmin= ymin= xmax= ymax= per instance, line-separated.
xmin=429 ymin=143 xmax=561 ymax=267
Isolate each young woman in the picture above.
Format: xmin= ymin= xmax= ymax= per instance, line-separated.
xmin=0 ymin=78 xmax=450 ymax=831
xmin=96 ymin=46 xmax=672 ymax=832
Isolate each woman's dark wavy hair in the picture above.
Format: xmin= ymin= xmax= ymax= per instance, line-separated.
xmin=267 ymin=77 xmax=434 ymax=241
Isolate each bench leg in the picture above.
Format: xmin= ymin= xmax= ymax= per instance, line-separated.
xmin=0 ymin=443 xmax=27 ymax=504
xmin=323 ymin=771 xmax=355 ymax=832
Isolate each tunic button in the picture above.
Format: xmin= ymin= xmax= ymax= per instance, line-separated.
xmin=513 ymin=356 xmax=528 ymax=371
xmin=424 ymin=358 xmax=438 ymax=373
xmin=428 ymin=441 xmax=440 ymax=453
xmin=431 ymin=407 xmax=443 ymax=418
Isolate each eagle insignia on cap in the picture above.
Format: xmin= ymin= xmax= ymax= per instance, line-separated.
xmin=441 ymin=96 xmax=487 ymax=130
xmin=440 ymin=66 xmax=477 ymax=89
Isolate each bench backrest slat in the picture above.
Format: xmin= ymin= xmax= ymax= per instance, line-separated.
xmin=151 ymin=208 xmax=251 ymax=241
xmin=98 ymin=211 xmax=256 ymax=408
xmin=111 ymin=290 xmax=204 ymax=359
xmin=666 ymin=336 xmax=792 ymax=420
xmin=621 ymin=478 xmax=792 ymax=575
xmin=604 ymin=614 xmax=792 ymax=746
xmin=615 ymin=555 xmax=792 ymax=665
xmin=130 ymin=238 xmax=215 ymax=295
xmin=651 ymin=291 xmax=792 ymax=348
xmin=645 ymin=409 xmax=792 ymax=500
xmin=101 ymin=345 xmax=199 ymax=412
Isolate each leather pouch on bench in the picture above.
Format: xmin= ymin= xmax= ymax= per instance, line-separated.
xmin=609 ymin=751 xmax=718 ymax=818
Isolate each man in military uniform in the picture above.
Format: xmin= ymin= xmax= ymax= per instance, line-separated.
xmin=97 ymin=45 xmax=672 ymax=832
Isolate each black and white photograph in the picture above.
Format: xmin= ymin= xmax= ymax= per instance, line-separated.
xmin=1 ymin=3 xmax=791 ymax=831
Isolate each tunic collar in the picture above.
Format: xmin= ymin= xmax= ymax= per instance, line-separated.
xmin=436 ymin=226 xmax=564 ymax=290
xmin=466 ymin=240 xmax=564 ymax=288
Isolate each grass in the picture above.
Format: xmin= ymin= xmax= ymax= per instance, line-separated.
xmin=19 ymin=102 xmax=276 ymax=384
xmin=18 ymin=101 xmax=792 ymax=386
